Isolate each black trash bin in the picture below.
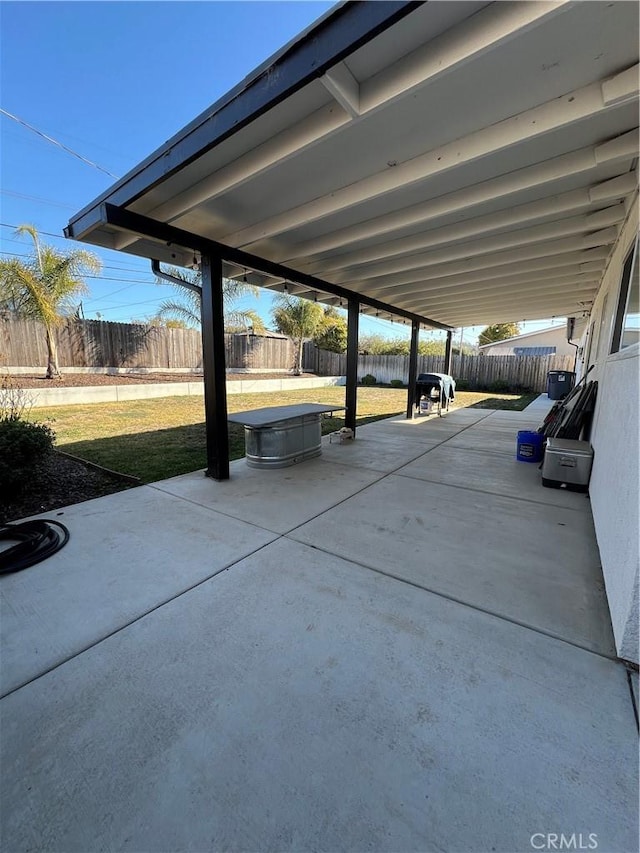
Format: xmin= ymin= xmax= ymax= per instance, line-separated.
xmin=547 ymin=370 xmax=575 ymax=400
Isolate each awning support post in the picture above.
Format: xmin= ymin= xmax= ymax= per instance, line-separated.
xmin=346 ymin=299 xmax=359 ymax=434
xmin=444 ymin=330 xmax=453 ymax=376
xmin=406 ymin=320 xmax=420 ymax=419
xmin=201 ymin=254 xmax=230 ymax=480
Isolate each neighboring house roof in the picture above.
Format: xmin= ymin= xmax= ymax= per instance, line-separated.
xmin=479 ymin=326 xmax=566 ymax=349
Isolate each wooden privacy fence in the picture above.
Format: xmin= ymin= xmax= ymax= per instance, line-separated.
xmin=303 ymin=344 xmax=574 ymax=392
xmin=3 ymin=318 xmax=573 ymax=389
xmin=1 ymin=317 xmax=297 ymax=371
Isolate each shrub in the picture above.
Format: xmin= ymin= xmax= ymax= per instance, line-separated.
xmin=0 ymin=419 xmax=55 ymax=494
xmin=488 ymin=379 xmax=511 ymax=394
xmin=455 ymin=379 xmax=470 ymax=391
xmin=360 ymin=374 xmax=377 ymax=386
xmin=389 ymin=379 xmax=405 ymax=388
xmin=0 ymin=375 xmax=34 ymax=422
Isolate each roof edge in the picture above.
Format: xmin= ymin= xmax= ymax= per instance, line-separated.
xmin=67 ymin=1 xmax=421 ymax=235
xmin=479 ymin=325 xmax=568 ymax=348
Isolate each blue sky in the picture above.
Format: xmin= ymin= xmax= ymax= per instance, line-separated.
xmin=1 ymin=0 xmax=563 ymax=346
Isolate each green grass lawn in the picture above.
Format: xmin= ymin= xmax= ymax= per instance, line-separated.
xmin=34 ymin=388 xmax=537 ymax=484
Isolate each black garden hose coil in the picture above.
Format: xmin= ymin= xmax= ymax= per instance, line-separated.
xmin=0 ymin=520 xmax=70 ymax=574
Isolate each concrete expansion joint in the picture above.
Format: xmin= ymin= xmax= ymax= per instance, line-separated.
xmin=282 ymin=535 xmax=621 ymax=664
xmin=624 ymin=666 xmax=639 ymax=731
xmin=0 ymin=536 xmax=276 ymax=702
xmin=394 ymin=469 xmax=593 ymax=514
xmin=280 ymin=420 xmax=472 ymax=538
xmin=146 ymin=483 xmax=279 ymax=535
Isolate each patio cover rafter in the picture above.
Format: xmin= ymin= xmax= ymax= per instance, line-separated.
xmin=66 ymin=1 xmax=639 ymax=329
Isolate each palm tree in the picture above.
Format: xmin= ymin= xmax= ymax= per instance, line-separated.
xmin=0 ymin=225 xmax=101 ymax=378
xmin=272 ymin=294 xmax=325 ymax=374
xmin=154 ymin=266 xmax=265 ymax=332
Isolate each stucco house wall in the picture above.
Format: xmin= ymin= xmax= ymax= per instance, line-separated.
xmin=578 ymin=194 xmax=638 ymax=663
xmin=480 ymin=326 xmax=577 ymax=357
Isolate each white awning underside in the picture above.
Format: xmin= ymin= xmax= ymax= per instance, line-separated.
xmin=68 ymin=1 xmax=639 ymax=329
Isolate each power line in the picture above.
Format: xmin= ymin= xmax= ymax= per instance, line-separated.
xmin=0 ymin=108 xmax=120 ymax=179
xmin=0 ymin=188 xmax=77 ymax=210
xmin=0 ymin=248 xmax=157 ymax=277
xmin=92 ymin=296 xmax=173 ymax=313
xmin=85 ymin=284 xmax=147 ymax=304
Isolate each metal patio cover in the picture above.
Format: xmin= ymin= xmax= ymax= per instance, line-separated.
xmin=66 ymin=0 xmax=639 ymax=329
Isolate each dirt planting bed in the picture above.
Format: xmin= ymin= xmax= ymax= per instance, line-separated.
xmin=13 ymin=372 xmax=318 ymax=388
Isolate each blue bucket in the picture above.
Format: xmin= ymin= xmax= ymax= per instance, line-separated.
xmin=516 ymin=430 xmax=544 ymax=463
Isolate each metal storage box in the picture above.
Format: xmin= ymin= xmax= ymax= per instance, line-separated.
xmin=244 ymin=415 xmax=322 ymax=469
xmin=542 ymin=438 xmax=593 ymax=491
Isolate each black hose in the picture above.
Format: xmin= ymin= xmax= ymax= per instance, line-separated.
xmin=0 ymin=520 xmax=70 ymax=574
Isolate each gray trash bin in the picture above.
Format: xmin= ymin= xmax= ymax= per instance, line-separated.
xmin=547 ymin=370 xmax=575 ymax=400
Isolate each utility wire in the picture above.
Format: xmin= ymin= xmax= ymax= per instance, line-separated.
xmin=0 ymin=248 xmax=157 ymax=277
xmin=0 ymin=188 xmax=76 ymax=210
xmin=0 ymin=108 xmax=120 ymax=179
xmin=0 ymin=254 xmax=154 ymax=285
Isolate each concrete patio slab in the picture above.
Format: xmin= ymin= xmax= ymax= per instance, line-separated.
xmin=466 ymin=419 xmax=534 ymax=434
xmin=381 ymin=409 xmax=492 ymax=427
xmin=320 ymin=433 xmax=436 ymax=474
xmin=151 ymin=457 xmax=383 ymax=534
xmin=1 ymin=538 xmax=635 ymax=853
xmin=396 ymin=444 xmax=591 ymax=511
xmin=484 ymin=410 xmax=544 ymax=422
xmin=386 ymin=408 xmax=491 ymax=426
xmin=355 ymin=417 xmax=470 ymax=445
xmin=481 ymin=416 xmax=542 ymax=432
xmin=445 ymin=427 xmax=520 ymax=456
xmin=630 ymin=668 xmax=639 ymax=712
xmin=0 ymin=487 xmax=277 ymax=696
xmin=441 ymin=407 xmax=492 ymax=422
xmin=290 ymin=474 xmax=615 ymax=655
xmin=525 ymin=393 xmax=556 ymax=414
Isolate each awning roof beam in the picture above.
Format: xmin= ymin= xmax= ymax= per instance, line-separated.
xmin=95 ymin=203 xmax=453 ymax=332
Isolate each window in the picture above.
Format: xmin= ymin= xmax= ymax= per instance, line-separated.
xmin=611 ymin=238 xmax=639 ymax=352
